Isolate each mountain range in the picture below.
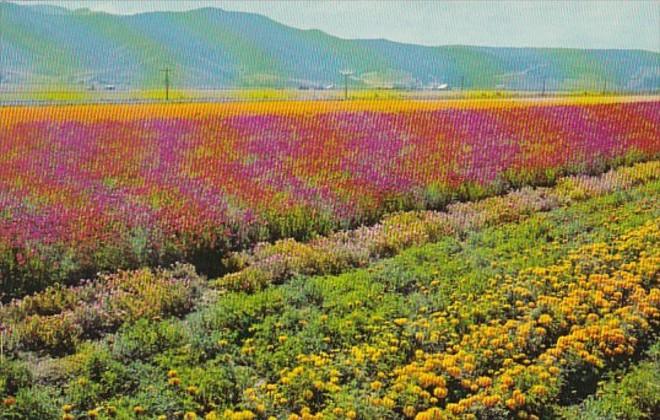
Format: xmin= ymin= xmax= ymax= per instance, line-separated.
xmin=1 ymin=2 xmax=659 ymax=91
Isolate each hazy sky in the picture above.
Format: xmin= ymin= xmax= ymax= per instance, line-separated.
xmin=11 ymin=1 xmax=660 ymax=51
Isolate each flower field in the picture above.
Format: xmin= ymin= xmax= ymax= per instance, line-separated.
xmin=1 ymin=98 xmax=659 ymax=300
xmin=0 ymin=97 xmax=659 ymax=419
xmin=0 ymin=160 xmax=658 ymax=419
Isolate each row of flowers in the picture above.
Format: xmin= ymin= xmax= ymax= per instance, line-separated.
xmin=4 ymin=161 xmax=657 ymax=357
xmin=242 ymin=220 xmax=659 ymax=418
xmin=0 ymin=174 xmax=655 ymax=418
xmin=0 ymin=264 xmax=203 ymax=354
xmin=216 ymin=160 xmax=660 ymax=292
xmin=2 ymin=100 xmax=658 ymax=299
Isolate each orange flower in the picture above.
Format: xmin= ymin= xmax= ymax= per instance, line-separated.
xmin=483 ymin=395 xmax=501 ymax=408
xmin=433 ymin=387 xmax=448 ymax=399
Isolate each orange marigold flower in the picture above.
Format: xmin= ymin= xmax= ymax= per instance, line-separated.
xmin=530 ymin=385 xmax=548 ymax=397
xmin=415 ymin=407 xmax=443 ymax=420
xmin=403 ymin=405 xmax=417 ymax=418
xmin=476 ymin=376 xmax=493 ymax=388
xmin=483 ymin=395 xmax=501 ymax=408
xmin=445 ymin=403 xmax=463 ymax=415
xmin=513 ymin=390 xmax=526 ymax=407
xmin=506 ymin=398 xmax=518 ymax=410
xmin=433 ymin=386 xmax=448 ymax=399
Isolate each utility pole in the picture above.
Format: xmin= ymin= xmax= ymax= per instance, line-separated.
xmin=339 ymin=70 xmax=353 ymax=100
xmin=460 ymin=75 xmax=465 ymax=92
xmin=160 ymin=67 xmax=171 ymax=101
xmin=541 ymin=77 xmax=546 ymax=97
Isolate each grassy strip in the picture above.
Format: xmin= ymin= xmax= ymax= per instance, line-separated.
xmin=0 ymin=177 xmax=656 ymax=418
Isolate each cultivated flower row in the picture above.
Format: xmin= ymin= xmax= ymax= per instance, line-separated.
xmin=216 ymin=160 xmax=660 ymax=292
xmin=1 ymin=100 xmax=658 ymax=299
xmin=0 ymin=177 xmax=656 ymax=418
xmin=244 ymin=220 xmax=659 ymax=419
xmin=0 ymin=264 xmax=203 ymax=354
xmin=3 ymin=161 xmax=657 ymax=357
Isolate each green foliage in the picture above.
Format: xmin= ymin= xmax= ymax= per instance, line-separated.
xmin=111 ymin=319 xmax=187 ymax=362
xmin=559 ymin=342 xmax=660 ymax=419
xmin=0 ymin=385 xmax=60 ymax=419
xmin=0 ymin=360 xmax=32 ymax=397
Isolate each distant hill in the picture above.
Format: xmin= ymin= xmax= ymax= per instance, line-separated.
xmin=1 ymin=1 xmax=658 ymax=91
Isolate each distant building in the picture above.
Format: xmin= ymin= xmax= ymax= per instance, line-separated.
xmin=431 ymin=83 xmax=449 ymax=91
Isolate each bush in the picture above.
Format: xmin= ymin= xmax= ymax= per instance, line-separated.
xmin=111 ymin=319 xmax=188 ymax=362
xmin=4 ymin=264 xmax=204 ymax=355
xmin=0 ymin=359 xmax=32 ymax=397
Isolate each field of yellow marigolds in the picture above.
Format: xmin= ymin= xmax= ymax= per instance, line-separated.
xmin=0 ymin=97 xmax=659 ymax=419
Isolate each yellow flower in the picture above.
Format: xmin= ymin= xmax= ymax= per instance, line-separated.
xmin=500 ymin=375 xmax=514 ymax=388
xmin=506 ymin=398 xmax=518 ymax=410
xmin=446 ymin=366 xmax=461 ymax=378
xmin=445 ymin=403 xmax=463 ymax=415
xmin=537 ymin=314 xmax=553 ymax=326
xmin=483 ymin=395 xmax=501 ymax=407
xmin=303 ymin=389 xmax=314 ymax=400
xmin=394 ymin=318 xmax=408 ymax=326
xmin=370 ymin=380 xmax=382 ymax=391
xmin=432 ymin=386 xmax=448 ymax=399
xmin=382 ymin=396 xmax=395 ymax=409
xmin=415 ymin=407 xmax=443 ymax=420
xmin=476 ymin=376 xmax=493 ymax=388
xmin=403 ymin=405 xmax=417 ymax=418
xmin=530 ymin=385 xmax=548 ymax=397
xmin=513 ymin=390 xmax=526 ymax=407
